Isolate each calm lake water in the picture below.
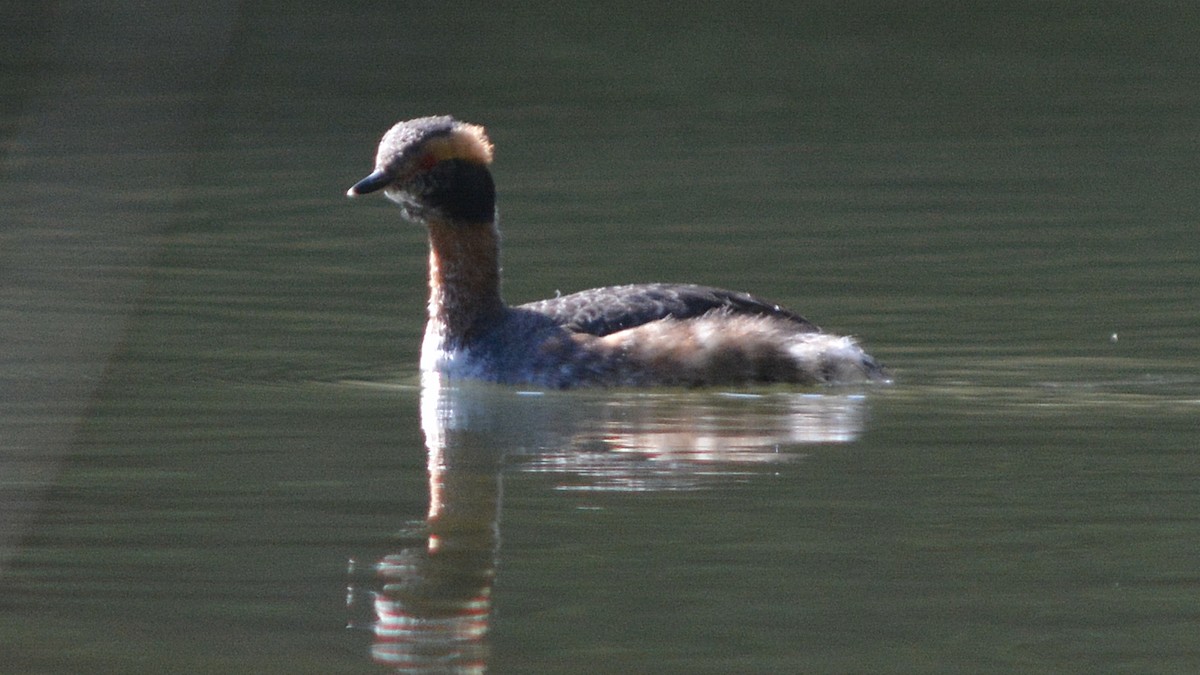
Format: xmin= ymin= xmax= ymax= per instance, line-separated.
xmin=3 ymin=2 xmax=1199 ymax=673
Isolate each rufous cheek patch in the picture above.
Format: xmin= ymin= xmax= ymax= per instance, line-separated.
xmin=426 ymin=124 xmax=495 ymax=165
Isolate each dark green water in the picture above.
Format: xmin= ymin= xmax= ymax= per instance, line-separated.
xmin=2 ymin=2 xmax=1198 ymax=673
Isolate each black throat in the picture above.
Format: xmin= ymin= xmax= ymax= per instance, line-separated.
xmin=427 ymin=159 xmax=496 ymax=223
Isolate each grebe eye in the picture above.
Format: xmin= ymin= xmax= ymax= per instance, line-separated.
xmin=418 ymin=153 xmax=438 ymax=172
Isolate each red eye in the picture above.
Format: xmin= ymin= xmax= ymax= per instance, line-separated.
xmin=418 ymin=153 xmax=438 ymax=171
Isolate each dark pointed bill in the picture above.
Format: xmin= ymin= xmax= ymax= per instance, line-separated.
xmin=346 ymin=169 xmax=391 ymax=197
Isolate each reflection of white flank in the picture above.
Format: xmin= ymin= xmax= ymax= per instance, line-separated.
xmin=522 ymin=393 xmax=868 ymax=491
xmin=419 ymin=374 xmax=870 ymax=492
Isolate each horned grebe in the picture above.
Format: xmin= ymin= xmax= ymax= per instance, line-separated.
xmin=347 ymin=116 xmax=887 ymax=388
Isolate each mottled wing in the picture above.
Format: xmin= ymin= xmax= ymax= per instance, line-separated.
xmin=517 ymin=283 xmax=821 ymax=336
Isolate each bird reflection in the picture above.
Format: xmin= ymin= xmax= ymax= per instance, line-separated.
xmin=358 ymin=375 xmax=870 ymax=672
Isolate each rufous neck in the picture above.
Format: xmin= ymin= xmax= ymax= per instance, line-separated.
xmin=425 ymin=218 xmax=505 ymax=345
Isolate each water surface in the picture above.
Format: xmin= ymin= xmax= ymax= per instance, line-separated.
xmin=2 ymin=2 xmax=1198 ymax=673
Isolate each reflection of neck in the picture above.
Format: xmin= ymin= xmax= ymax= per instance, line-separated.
xmin=426 ymin=218 xmax=505 ymax=347
xmin=426 ymin=432 xmax=503 ymax=553
xmin=420 ymin=377 xmax=504 ymax=556
xmin=368 ymin=379 xmax=502 ymax=670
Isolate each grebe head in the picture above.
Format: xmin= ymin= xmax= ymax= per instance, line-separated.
xmin=346 ymin=116 xmax=496 ymax=225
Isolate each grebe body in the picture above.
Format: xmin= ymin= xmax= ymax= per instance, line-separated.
xmin=348 ymin=116 xmax=887 ymax=388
